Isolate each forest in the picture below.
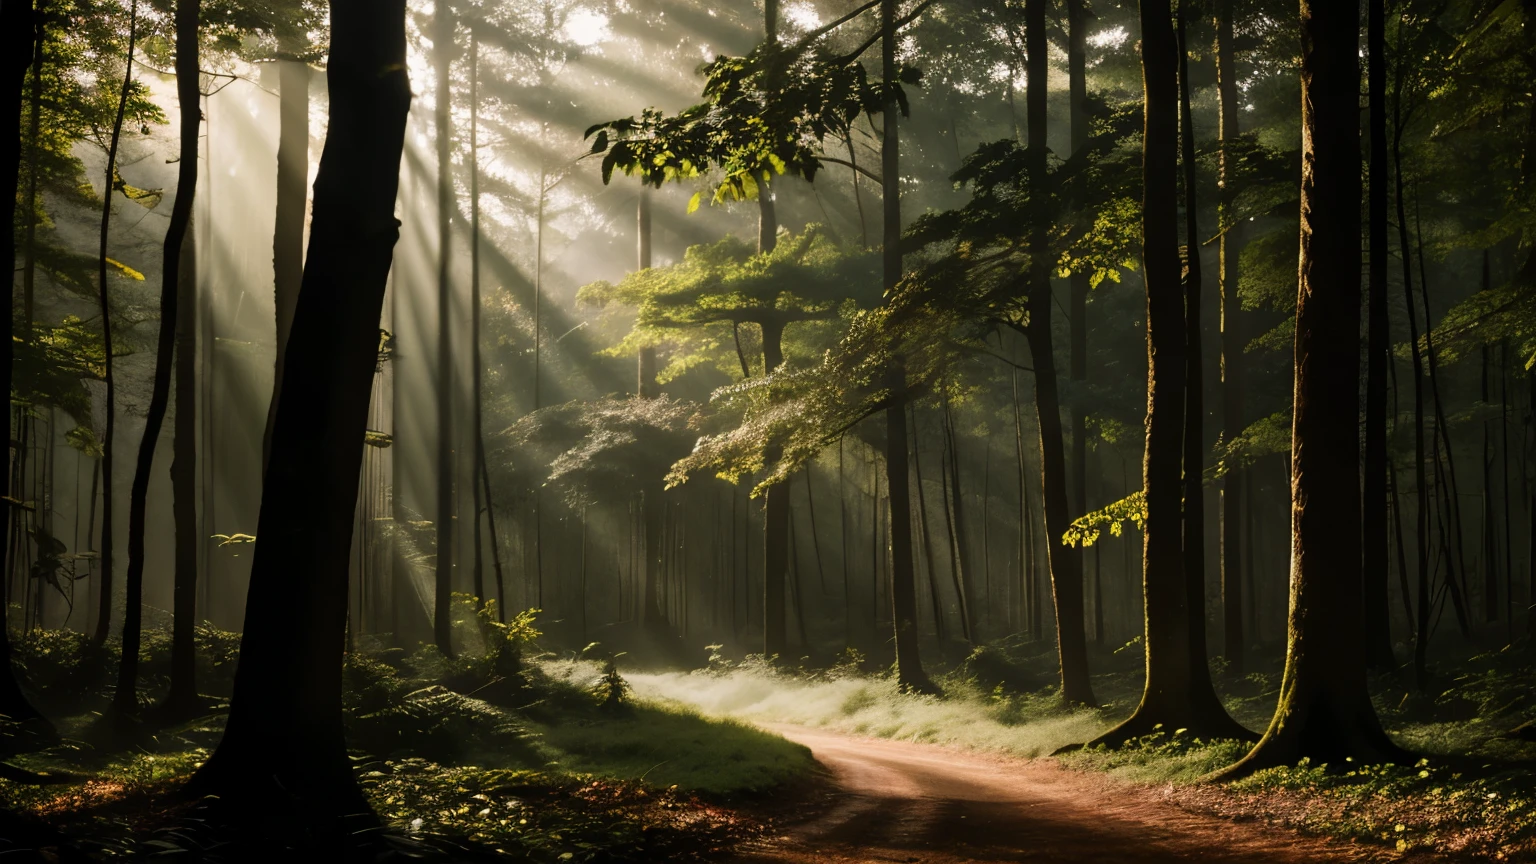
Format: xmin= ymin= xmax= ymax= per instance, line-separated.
xmin=2 ymin=0 xmax=1536 ymax=860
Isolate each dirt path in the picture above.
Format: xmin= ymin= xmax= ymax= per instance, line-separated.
xmin=730 ymin=725 xmax=1399 ymax=864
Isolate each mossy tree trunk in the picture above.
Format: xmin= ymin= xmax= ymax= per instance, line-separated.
xmin=1212 ymin=0 xmax=1408 ymax=779
xmin=187 ymin=0 xmax=411 ymax=831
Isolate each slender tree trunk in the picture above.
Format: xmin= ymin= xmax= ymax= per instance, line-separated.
xmin=433 ymin=1 xmax=455 ymax=656
xmin=1500 ymin=340 xmax=1513 ymax=643
xmin=1176 ymin=2 xmax=1244 ymax=735
xmin=263 ymin=55 xmax=310 ymax=471
xmin=1216 ymin=0 xmax=1407 ymax=777
xmin=940 ymin=396 xmax=973 ymax=642
xmin=469 ymin=32 xmax=488 ymax=609
xmin=1392 ymin=74 xmax=1433 ymax=688
xmin=1415 ymin=207 xmax=1472 ymax=638
xmin=912 ymin=406 xmax=948 ymax=641
xmin=1362 ymin=0 xmax=1395 ymax=670
xmin=116 ymin=0 xmax=200 ymax=721
xmin=158 ymin=40 xmax=202 ymax=722
xmin=881 ymin=0 xmax=933 ymax=694
xmin=91 ymin=0 xmax=139 ymax=648
xmin=1025 ymin=0 xmax=1094 ymax=707
xmin=1214 ymin=0 xmax=1248 ymax=675
xmin=803 ymin=464 xmax=828 ymax=595
xmin=0 ymin=0 xmax=50 ymax=735
xmin=1088 ymin=0 xmax=1246 ymax=747
xmin=1067 ymin=0 xmax=1090 ymax=530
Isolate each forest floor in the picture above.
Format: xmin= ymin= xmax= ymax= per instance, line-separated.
xmin=3 ymin=621 xmax=1535 ymax=861
xmin=629 ymin=638 xmax=1536 ymax=862
xmin=728 ymin=724 xmax=1390 ymax=863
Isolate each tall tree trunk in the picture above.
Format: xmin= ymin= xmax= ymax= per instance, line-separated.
xmin=1176 ymin=1 xmax=1245 ymax=737
xmin=1215 ymin=0 xmax=1247 ymax=675
xmin=1088 ymin=0 xmax=1245 ymax=747
xmin=881 ymin=0 xmax=934 ymax=694
xmin=1067 ymin=0 xmax=1090 ymax=528
xmin=1483 ymin=338 xmax=1498 ymax=625
xmin=156 ymin=11 xmax=203 ymax=721
xmin=0 ymin=0 xmax=50 ymax=735
xmin=1362 ymin=0 xmax=1395 ymax=669
xmin=1215 ymin=0 xmax=1407 ymax=777
xmin=91 ymin=0 xmax=139 ymax=648
xmin=159 ymin=208 xmax=199 ymax=723
xmin=116 ymin=0 xmax=200 ymax=721
xmin=187 ymin=0 xmax=412 ymax=830
xmin=468 ymin=32 xmax=486 ymax=609
xmin=263 ymin=55 xmax=310 ymax=471
xmin=433 ymin=0 xmax=455 ymax=656
xmin=1025 ymin=0 xmax=1094 ymax=707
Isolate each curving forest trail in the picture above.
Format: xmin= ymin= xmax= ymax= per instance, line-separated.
xmin=731 ymin=725 xmax=1394 ymax=864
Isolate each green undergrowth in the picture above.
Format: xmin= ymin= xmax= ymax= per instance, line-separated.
xmin=0 ymin=599 xmax=806 ymax=861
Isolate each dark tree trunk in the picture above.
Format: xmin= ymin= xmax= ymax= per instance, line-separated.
xmin=116 ymin=0 xmax=200 ymax=722
xmin=1067 ymin=0 xmax=1090 ymax=527
xmin=262 ymin=56 xmax=310 ymax=471
xmin=468 ymin=32 xmax=491 ymax=610
xmin=1214 ymin=0 xmax=1247 ymax=675
xmin=1215 ymin=0 xmax=1407 ymax=777
xmin=433 ymin=2 xmax=455 ymax=656
xmin=187 ymin=0 xmax=411 ymax=832
xmin=0 ymin=0 xmax=50 ymax=735
xmin=881 ymin=0 xmax=933 ymax=694
xmin=1176 ymin=1 xmax=1245 ymax=737
xmin=91 ymin=0 xmax=139 ymax=648
xmin=1087 ymin=0 xmax=1246 ymax=747
xmin=1025 ymin=0 xmax=1094 ymax=707
xmin=1363 ymin=0 xmax=1395 ymax=670
xmin=156 ymin=12 xmax=203 ymax=721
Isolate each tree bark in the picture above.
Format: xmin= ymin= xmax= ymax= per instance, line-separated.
xmin=1214 ymin=0 xmax=1247 ymax=676
xmin=116 ymin=0 xmax=200 ymax=722
xmin=881 ymin=0 xmax=933 ymax=694
xmin=0 ymin=0 xmax=50 ymax=735
xmin=1025 ymin=0 xmax=1094 ymax=707
xmin=157 ymin=18 xmax=202 ymax=721
xmin=1067 ymin=0 xmax=1090 ymax=528
xmin=91 ymin=0 xmax=139 ymax=648
xmin=187 ymin=0 xmax=411 ymax=830
xmin=433 ymin=0 xmax=455 ymax=657
xmin=1087 ymin=0 xmax=1246 ymax=747
xmin=1214 ymin=0 xmax=1407 ymax=778
xmin=637 ymin=187 xmax=658 ymax=398
xmin=262 ymin=56 xmax=310 ymax=471
xmin=1176 ymin=1 xmax=1245 ymax=737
